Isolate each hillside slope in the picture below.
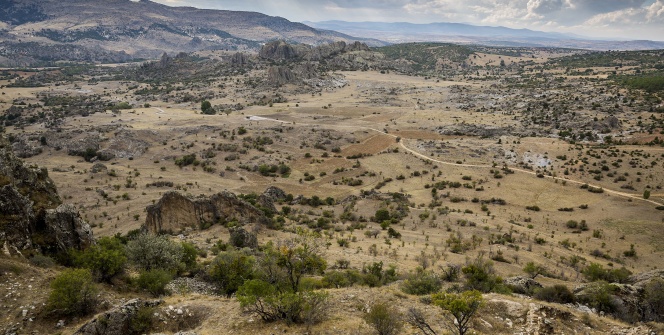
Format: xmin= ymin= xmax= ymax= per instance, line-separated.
xmin=0 ymin=0 xmax=385 ymax=66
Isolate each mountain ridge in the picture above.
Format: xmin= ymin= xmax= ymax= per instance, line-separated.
xmin=0 ymin=0 xmax=386 ymax=66
xmin=306 ymin=20 xmax=664 ymax=51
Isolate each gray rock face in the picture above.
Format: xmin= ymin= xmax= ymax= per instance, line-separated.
xmin=230 ymin=52 xmax=249 ymax=66
xmin=267 ymin=66 xmax=297 ymax=86
xmin=143 ymin=190 xmax=270 ymax=234
xmin=74 ymin=299 xmax=162 ymax=335
xmin=259 ymin=40 xmax=372 ymax=62
xmin=44 ymin=204 xmax=94 ymax=252
xmin=0 ymin=135 xmax=93 ymax=255
xmin=229 ymin=226 xmax=258 ymax=249
xmin=0 ymin=185 xmax=36 ymax=253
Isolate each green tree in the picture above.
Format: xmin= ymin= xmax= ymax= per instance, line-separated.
xmin=432 ymin=290 xmax=483 ymax=335
xmin=375 ymin=208 xmax=390 ymax=222
xmin=209 ymin=249 xmax=256 ymax=297
xmin=461 ymin=257 xmax=504 ymax=293
xmin=644 ymin=189 xmax=651 ymax=199
xmin=523 ymin=261 xmax=544 ymax=279
xmin=201 ymin=100 xmax=213 ymax=114
xmin=126 ymin=234 xmax=183 ymax=273
xmin=180 ymin=241 xmax=199 ymax=273
xmin=273 ymin=236 xmax=326 ymax=292
xmin=47 ymin=268 xmax=98 ymax=316
xmin=74 ymin=236 xmax=127 ymax=282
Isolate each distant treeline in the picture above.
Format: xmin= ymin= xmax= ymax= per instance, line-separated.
xmin=619 ymin=72 xmax=664 ymax=93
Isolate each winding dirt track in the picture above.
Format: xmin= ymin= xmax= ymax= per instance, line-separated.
xmin=248 ymin=115 xmax=664 ymax=207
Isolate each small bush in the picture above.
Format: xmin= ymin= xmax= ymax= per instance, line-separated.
xmin=130 ymin=306 xmax=155 ymax=334
xmin=363 ymin=301 xmax=403 ymax=335
xmin=126 ymin=234 xmax=184 ymax=273
xmin=48 ymin=268 xmax=98 ymax=316
xmin=534 ymin=285 xmax=576 ymax=304
xmin=137 ymin=269 xmax=172 ymax=297
xmin=73 ymin=236 xmax=127 ymax=282
xmin=401 ymin=270 xmax=441 ymax=295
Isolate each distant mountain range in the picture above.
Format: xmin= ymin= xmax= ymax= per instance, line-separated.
xmin=0 ymin=0 xmax=385 ymax=66
xmin=1 ymin=0 xmax=662 ymax=67
xmin=306 ymin=21 xmax=664 ymax=51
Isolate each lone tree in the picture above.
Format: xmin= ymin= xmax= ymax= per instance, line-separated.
xmin=432 ymin=290 xmax=483 ymax=335
xmin=201 ymin=100 xmax=214 ymax=114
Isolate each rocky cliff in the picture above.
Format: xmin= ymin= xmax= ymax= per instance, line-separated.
xmin=143 ymin=190 xmax=272 ymax=234
xmin=259 ymin=40 xmax=372 ymax=62
xmin=0 ymin=135 xmax=93 ymax=255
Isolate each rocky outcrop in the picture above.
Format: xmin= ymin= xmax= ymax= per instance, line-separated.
xmin=259 ymin=40 xmax=306 ymax=61
xmin=0 ymin=135 xmax=93 ymax=255
xmin=97 ymin=129 xmax=151 ymax=159
xmin=143 ymin=191 xmax=270 ymax=234
xmin=260 ymin=40 xmax=372 ymax=62
xmin=267 ymin=66 xmax=297 ymax=86
xmin=504 ymin=276 xmax=543 ymax=294
xmin=44 ymin=204 xmax=94 ymax=252
xmin=229 ymin=226 xmax=258 ymax=249
xmin=573 ymin=271 xmax=664 ymax=323
xmin=74 ymin=299 xmax=162 ymax=335
xmin=229 ymin=52 xmax=249 ymax=66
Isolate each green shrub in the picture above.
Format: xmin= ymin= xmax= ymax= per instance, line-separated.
xmin=363 ymin=301 xmax=403 ymax=335
xmin=644 ymin=278 xmax=664 ymax=322
xmin=137 ymin=269 xmax=172 ymax=297
xmin=74 ymin=236 xmax=127 ymax=282
xmin=577 ymin=281 xmax=620 ymax=314
xmin=534 ymin=285 xmax=576 ymax=304
xmin=130 ymin=306 xmax=155 ymax=334
xmin=237 ymin=279 xmax=329 ymax=325
xmin=208 ymin=249 xmax=255 ymax=297
xmin=126 ymin=234 xmax=183 ymax=272
xmin=582 ymin=263 xmax=631 ymax=283
xmin=401 ymin=269 xmax=441 ymax=295
xmin=48 ymin=268 xmax=98 ymax=316
xmin=432 ymin=290 xmax=483 ymax=335
xmin=461 ymin=257 xmax=507 ymax=293
xmin=180 ymin=242 xmax=199 ymax=273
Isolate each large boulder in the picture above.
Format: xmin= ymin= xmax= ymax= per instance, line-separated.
xmin=143 ymin=190 xmax=270 ymax=234
xmin=44 ymin=204 xmax=94 ymax=252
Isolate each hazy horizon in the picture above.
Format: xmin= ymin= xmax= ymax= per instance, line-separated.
xmin=151 ymin=0 xmax=664 ymax=41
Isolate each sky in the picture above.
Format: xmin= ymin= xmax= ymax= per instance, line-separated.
xmin=151 ymin=0 xmax=664 ymax=41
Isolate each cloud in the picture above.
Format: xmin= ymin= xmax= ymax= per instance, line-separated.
xmin=527 ymin=0 xmax=563 ymax=16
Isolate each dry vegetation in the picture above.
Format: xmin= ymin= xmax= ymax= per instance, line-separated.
xmin=1 ymin=43 xmax=664 ymax=335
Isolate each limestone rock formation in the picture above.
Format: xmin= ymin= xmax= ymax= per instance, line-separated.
xmin=259 ymin=40 xmax=306 ymax=61
xmin=0 ymin=135 xmax=93 ymax=255
xmin=229 ymin=52 xmax=249 ymax=66
xmin=144 ymin=190 xmax=270 ymax=234
xmin=267 ymin=66 xmax=297 ymax=86
xmin=74 ymin=299 xmax=162 ymax=335
xmin=44 ymin=204 xmax=94 ymax=252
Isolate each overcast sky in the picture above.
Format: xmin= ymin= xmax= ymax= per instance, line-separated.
xmin=152 ymin=0 xmax=664 ymax=41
